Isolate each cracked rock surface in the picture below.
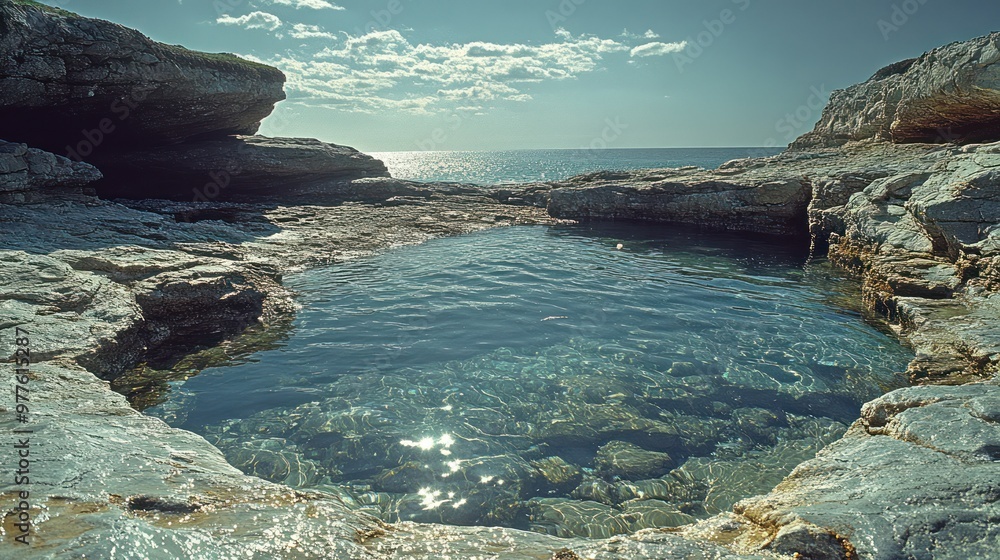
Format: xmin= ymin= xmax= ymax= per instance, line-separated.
xmin=791 ymin=32 xmax=1000 ymax=148
xmin=0 ymin=139 xmax=101 ymax=202
xmin=725 ymin=383 xmax=1000 ymax=560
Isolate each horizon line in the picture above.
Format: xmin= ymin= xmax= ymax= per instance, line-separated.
xmin=365 ymin=146 xmax=787 ymax=154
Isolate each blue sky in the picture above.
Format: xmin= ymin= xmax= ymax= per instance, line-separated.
xmin=39 ymin=0 xmax=1000 ymax=151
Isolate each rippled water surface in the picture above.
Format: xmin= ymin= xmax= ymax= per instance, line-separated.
xmin=149 ymin=224 xmax=912 ymax=537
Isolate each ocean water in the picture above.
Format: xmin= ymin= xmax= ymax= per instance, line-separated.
xmin=147 ymin=224 xmax=912 ymax=537
xmin=369 ymin=148 xmax=783 ymax=185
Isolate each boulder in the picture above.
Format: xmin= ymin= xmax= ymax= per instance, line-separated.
xmin=0 ymin=139 xmax=101 ymax=201
xmin=0 ymin=0 xmax=285 ymax=152
xmin=792 ymin=33 xmax=1000 ymax=149
xmin=594 ymin=441 xmax=674 ymax=480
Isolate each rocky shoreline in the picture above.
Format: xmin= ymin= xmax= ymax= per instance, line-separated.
xmin=2 ymin=2 xmax=999 ymax=558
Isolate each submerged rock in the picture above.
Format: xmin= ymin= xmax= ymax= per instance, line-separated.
xmin=2 ymin=8 xmax=999 ymax=557
xmin=594 ymin=441 xmax=674 ymax=480
xmin=0 ymin=192 xmax=558 ymax=558
xmin=527 ymin=498 xmax=633 ymax=539
xmin=529 ymin=456 xmax=584 ymax=496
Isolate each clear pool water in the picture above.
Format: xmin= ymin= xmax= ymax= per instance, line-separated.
xmin=148 ymin=224 xmax=912 ymax=538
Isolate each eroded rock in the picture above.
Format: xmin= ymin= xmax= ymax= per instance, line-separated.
xmin=0 ymin=1 xmax=285 ymax=151
xmin=90 ymin=135 xmax=390 ymax=200
xmin=792 ymin=33 xmax=1000 ymax=148
xmin=727 ymin=383 xmax=1000 ymax=560
xmin=0 ymin=139 xmax=101 ymax=201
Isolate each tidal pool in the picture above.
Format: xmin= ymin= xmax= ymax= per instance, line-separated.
xmin=147 ymin=224 xmax=913 ymax=538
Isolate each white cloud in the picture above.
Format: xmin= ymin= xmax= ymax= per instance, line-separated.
xmin=289 ymin=23 xmax=338 ymax=39
xmin=260 ymin=0 xmax=344 ymax=9
xmin=630 ymin=41 xmax=688 ymax=58
xmin=621 ymin=28 xmax=661 ymax=40
xmin=256 ymin=28 xmax=682 ymax=114
xmin=216 ymin=11 xmax=283 ymax=31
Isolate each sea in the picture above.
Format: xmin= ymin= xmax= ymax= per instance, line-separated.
xmin=369 ymin=147 xmax=784 ymax=185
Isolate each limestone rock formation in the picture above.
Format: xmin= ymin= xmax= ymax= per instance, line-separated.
xmin=0 ymin=190 xmax=557 ymax=558
xmin=791 ymin=33 xmax=1000 ymax=149
xmin=729 ymin=383 xmax=1000 ymax=560
xmin=0 ymin=139 xmax=101 ymax=201
xmin=545 ymin=169 xmax=811 ymax=236
xmin=0 ymin=0 xmax=286 ymax=151
xmin=526 ymin=144 xmax=940 ymax=239
xmin=90 ymin=136 xmax=390 ymax=200
xmin=0 ymin=2 xmax=397 ymax=200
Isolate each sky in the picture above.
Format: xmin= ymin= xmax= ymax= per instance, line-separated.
xmin=35 ymin=0 xmax=1000 ymax=151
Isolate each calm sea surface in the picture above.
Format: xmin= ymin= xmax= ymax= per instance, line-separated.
xmin=369 ymin=147 xmax=783 ymax=185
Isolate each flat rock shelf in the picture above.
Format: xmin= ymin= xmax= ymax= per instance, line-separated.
xmin=142 ymin=224 xmax=913 ymax=539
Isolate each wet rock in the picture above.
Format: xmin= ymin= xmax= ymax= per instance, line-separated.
xmin=571 ymin=477 xmax=616 ymax=506
xmin=373 ymin=463 xmax=435 ymax=494
xmin=2 ymin=19 xmax=999 ymax=559
xmin=527 ymin=498 xmax=632 ymax=539
xmin=612 ymin=471 xmax=709 ymax=507
xmin=0 ymin=2 xmax=285 ymax=151
xmin=388 ymin=483 xmax=526 ymax=527
xmin=667 ymin=361 xmax=702 ymax=377
xmin=0 ymin=182 xmax=554 ymax=557
xmin=767 ymin=524 xmax=858 ymax=560
xmin=622 ymin=499 xmax=697 ymax=531
xmin=594 ymin=441 xmax=674 ymax=480
xmin=731 ymin=407 xmax=787 ymax=446
xmin=824 ymin=144 xmax=1000 ymax=379
xmin=677 ymin=416 xmax=847 ymax=516
xmin=366 ymin=522 xmax=771 ymax=560
xmin=0 ymin=363 xmax=377 ymax=558
xmin=223 ymin=439 xmax=327 ymax=487
xmin=532 ymin=401 xmax=723 ymax=456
